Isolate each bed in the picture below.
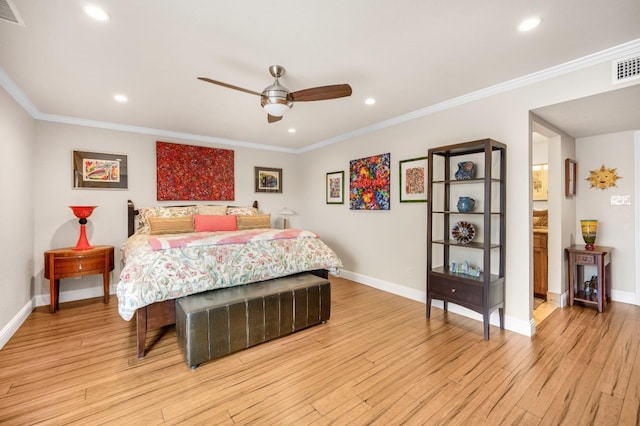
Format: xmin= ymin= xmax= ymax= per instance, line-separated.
xmin=117 ymin=200 xmax=343 ymax=358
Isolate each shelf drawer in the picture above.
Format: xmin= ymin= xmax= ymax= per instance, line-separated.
xmin=574 ymin=254 xmax=595 ymax=265
xmin=429 ymin=276 xmax=482 ymax=308
xmin=52 ymin=255 xmax=106 ymax=277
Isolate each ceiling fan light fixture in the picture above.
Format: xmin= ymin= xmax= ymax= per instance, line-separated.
xmin=261 ymin=84 xmax=292 ymax=117
xmin=262 ymin=101 xmax=290 ymax=117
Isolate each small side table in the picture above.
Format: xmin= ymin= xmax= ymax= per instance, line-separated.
xmin=565 ymin=245 xmax=612 ymax=312
xmin=44 ymin=245 xmax=115 ymax=313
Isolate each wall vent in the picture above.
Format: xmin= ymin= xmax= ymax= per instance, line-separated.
xmin=612 ymin=55 xmax=640 ymax=84
xmin=0 ymin=0 xmax=23 ymax=25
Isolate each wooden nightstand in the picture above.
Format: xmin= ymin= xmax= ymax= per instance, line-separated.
xmin=565 ymin=245 xmax=612 ymax=313
xmin=44 ymin=245 xmax=115 ymax=314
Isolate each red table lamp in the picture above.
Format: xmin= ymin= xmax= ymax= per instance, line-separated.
xmin=69 ymin=206 xmax=97 ymax=250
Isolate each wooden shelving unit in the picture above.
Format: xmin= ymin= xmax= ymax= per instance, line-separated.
xmin=426 ymin=138 xmax=506 ymax=339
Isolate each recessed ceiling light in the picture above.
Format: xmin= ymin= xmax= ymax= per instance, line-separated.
xmin=288 ymin=128 xmax=296 ymax=133
xmin=365 ymin=98 xmax=376 ymax=105
xmin=114 ymin=94 xmax=128 ymax=103
xmin=518 ymin=16 xmax=542 ymax=32
xmin=84 ymin=5 xmax=111 ymax=21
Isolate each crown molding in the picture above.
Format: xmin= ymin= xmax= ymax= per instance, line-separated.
xmin=0 ymin=65 xmax=38 ymax=116
xmin=34 ymin=112 xmax=297 ymax=153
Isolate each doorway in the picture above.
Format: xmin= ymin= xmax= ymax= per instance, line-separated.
xmin=532 ymin=131 xmax=553 ymax=323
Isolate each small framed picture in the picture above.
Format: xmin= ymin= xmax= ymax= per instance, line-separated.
xmin=255 ymin=166 xmax=282 ymax=193
xmin=565 ymin=159 xmax=577 ymax=198
xmin=532 ymin=163 xmax=549 ymax=201
xmin=399 ymin=156 xmax=428 ymax=202
xmin=72 ymin=150 xmax=128 ymax=189
xmin=326 ymin=171 xmax=344 ymax=204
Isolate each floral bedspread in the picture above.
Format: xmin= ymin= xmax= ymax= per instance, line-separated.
xmin=148 ymin=228 xmax=319 ymax=251
xmin=115 ymin=230 xmax=343 ymax=321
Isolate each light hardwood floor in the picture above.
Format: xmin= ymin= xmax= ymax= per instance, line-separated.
xmin=533 ymin=300 xmax=557 ymax=325
xmin=1 ymin=276 xmax=638 ymax=425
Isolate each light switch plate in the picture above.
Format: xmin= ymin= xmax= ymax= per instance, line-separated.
xmin=610 ymin=195 xmax=632 ymax=205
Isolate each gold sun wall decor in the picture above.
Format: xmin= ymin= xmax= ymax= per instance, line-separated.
xmin=586 ymin=164 xmax=622 ymax=189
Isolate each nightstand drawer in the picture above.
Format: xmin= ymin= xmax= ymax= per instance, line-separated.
xmin=44 ymin=246 xmax=115 ymax=280
xmin=430 ymin=276 xmax=482 ymax=307
xmin=574 ymin=254 xmax=595 ymax=265
xmin=52 ymin=255 xmax=106 ymax=277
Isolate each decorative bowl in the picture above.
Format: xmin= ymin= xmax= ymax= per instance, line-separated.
xmin=451 ymin=221 xmax=475 ymax=244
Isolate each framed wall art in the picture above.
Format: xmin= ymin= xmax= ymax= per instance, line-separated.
xmin=156 ymin=141 xmax=234 ymax=201
xmin=399 ymin=156 xmax=428 ymax=202
xmin=72 ymin=150 xmax=128 ymax=190
xmin=532 ymin=163 xmax=548 ymax=201
xmin=326 ymin=171 xmax=344 ymax=204
xmin=565 ymin=159 xmax=577 ymax=197
xmin=349 ymin=153 xmax=391 ymax=210
xmin=255 ymin=166 xmax=282 ymax=193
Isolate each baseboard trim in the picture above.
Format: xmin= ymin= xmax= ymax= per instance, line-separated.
xmin=339 ymin=270 xmax=426 ymax=303
xmin=34 ymin=286 xmax=113 ymax=308
xmin=1 ymin=287 xmax=113 ymax=349
xmin=0 ymin=299 xmax=33 ymax=350
xmin=611 ymin=289 xmax=637 ymax=305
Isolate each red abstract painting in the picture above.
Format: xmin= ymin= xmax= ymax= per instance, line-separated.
xmin=156 ymin=141 xmax=234 ymax=201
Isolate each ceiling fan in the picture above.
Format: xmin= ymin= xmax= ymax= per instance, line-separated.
xmin=198 ymin=65 xmax=352 ymax=123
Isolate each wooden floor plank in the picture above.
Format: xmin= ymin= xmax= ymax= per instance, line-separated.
xmin=0 ymin=277 xmax=638 ymax=424
xmin=618 ymin=339 xmax=640 ymax=425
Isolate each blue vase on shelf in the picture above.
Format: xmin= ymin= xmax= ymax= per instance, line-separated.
xmin=457 ymin=196 xmax=475 ymax=213
xmin=455 ymin=161 xmax=475 ymax=180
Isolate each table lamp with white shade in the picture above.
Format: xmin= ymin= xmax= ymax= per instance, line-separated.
xmin=278 ymin=207 xmax=295 ymax=229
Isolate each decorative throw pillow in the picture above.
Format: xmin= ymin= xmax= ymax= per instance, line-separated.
xmin=136 ymin=206 xmax=197 ymax=234
xmin=227 ymin=206 xmax=258 ymax=216
xmin=197 ymin=205 xmax=228 ymax=215
xmin=148 ymin=216 xmax=194 ymax=235
xmin=193 ymin=214 xmax=237 ymax=232
xmin=237 ymin=214 xmax=271 ymax=230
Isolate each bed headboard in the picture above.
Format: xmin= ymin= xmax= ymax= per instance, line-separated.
xmin=127 ymin=199 xmax=259 ymax=237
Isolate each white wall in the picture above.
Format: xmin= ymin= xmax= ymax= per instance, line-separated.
xmin=0 ymin=87 xmax=36 ymax=347
xmin=576 ymin=131 xmax=636 ymax=300
xmin=557 ymin=133 xmax=578 ymax=299
xmin=32 ymin=121 xmax=299 ymax=304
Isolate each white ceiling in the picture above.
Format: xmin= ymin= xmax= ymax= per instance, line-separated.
xmin=1 ymin=0 xmax=639 ymax=151
xmin=533 ymin=84 xmax=640 ymax=139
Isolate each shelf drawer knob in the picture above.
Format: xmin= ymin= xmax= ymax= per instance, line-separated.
xmin=451 ymin=288 xmax=456 ymax=293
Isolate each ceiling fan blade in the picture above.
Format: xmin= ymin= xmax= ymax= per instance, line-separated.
xmin=197 ymin=77 xmax=261 ymax=96
xmin=290 ymin=84 xmax=352 ymax=102
xmin=267 ymin=114 xmax=282 ymax=123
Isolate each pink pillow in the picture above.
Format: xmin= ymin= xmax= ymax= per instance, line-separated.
xmin=193 ymin=214 xmax=237 ymax=232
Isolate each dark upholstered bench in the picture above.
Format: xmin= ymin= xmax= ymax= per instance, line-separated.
xmin=175 ymin=273 xmax=331 ymax=368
